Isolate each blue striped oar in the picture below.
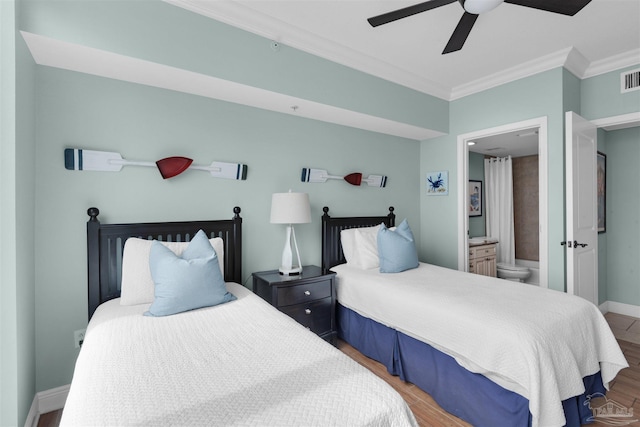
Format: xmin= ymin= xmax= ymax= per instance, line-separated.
xmin=301 ymin=168 xmax=362 ymax=186
xmin=301 ymin=168 xmax=386 ymax=187
xmin=362 ymin=175 xmax=388 ymax=188
xmin=64 ymin=148 xmax=247 ymax=180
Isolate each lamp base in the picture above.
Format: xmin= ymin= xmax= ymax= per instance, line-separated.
xmin=279 ymin=266 xmax=302 ymax=276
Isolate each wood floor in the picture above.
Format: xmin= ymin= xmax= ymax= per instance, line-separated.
xmin=37 ymin=314 xmax=640 ymax=427
xmin=340 ymin=338 xmax=640 ymax=427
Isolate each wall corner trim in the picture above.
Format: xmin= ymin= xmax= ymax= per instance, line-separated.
xmin=24 ymin=385 xmax=69 ymax=427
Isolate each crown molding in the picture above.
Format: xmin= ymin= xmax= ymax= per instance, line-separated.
xmin=563 ymin=47 xmax=590 ymax=78
xmin=449 ymin=48 xmax=576 ymax=100
xmin=165 ymin=1 xmax=640 ymax=102
xmin=582 ymin=48 xmax=640 ymax=79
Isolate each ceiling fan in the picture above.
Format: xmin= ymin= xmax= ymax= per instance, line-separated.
xmin=367 ymin=0 xmax=592 ymax=54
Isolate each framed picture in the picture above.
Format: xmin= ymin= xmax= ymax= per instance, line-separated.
xmin=468 ymin=180 xmax=482 ymax=217
xmin=597 ymin=151 xmax=606 ymax=233
xmin=426 ymin=171 xmax=448 ymax=195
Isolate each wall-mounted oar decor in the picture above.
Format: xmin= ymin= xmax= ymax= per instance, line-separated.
xmin=64 ymin=148 xmax=247 ymax=180
xmin=301 ymin=168 xmax=387 ymax=188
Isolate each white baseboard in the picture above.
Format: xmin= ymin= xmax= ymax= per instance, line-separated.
xmin=24 ymin=384 xmax=69 ymax=427
xmin=600 ymin=300 xmax=640 ymax=318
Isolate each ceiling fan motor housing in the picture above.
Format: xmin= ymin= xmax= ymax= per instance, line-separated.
xmin=461 ymin=0 xmax=504 ymax=14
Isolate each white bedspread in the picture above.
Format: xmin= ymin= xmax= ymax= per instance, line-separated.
xmin=61 ymin=282 xmax=417 ymax=427
xmin=333 ymin=263 xmax=628 ymax=427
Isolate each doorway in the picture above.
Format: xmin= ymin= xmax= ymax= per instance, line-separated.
xmin=457 ymin=117 xmax=549 ymax=288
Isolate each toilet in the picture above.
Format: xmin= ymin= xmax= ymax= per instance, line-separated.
xmin=497 ymin=262 xmax=531 ymax=282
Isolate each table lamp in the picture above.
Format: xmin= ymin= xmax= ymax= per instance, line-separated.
xmin=270 ymin=191 xmax=311 ymax=275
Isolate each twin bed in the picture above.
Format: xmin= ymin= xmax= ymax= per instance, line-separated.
xmin=62 ymin=206 xmax=628 ymax=427
xmin=321 ymin=206 xmax=628 ymax=427
xmin=61 ymin=207 xmax=417 ymax=426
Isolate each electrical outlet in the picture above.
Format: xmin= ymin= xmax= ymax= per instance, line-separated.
xmin=74 ymin=329 xmax=86 ymax=349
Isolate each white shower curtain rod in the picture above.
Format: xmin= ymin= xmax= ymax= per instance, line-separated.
xmin=486 ymin=155 xmax=512 ymax=162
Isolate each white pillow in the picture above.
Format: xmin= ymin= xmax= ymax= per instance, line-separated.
xmin=120 ymin=236 xmax=224 ymax=306
xmin=340 ymin=228 xmax=358 ymax=264
xmin=340 ymin=224 xmax=381 ymax=269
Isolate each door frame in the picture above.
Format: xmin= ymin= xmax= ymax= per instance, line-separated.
xmin=457 ymin=117 xmax=549 ymax=288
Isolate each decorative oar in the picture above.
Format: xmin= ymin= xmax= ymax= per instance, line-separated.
xmin=301 ymin=168 xmax=362 ymax=186
xmin=301 ymin=168 xmax=387 ymax=188
xmin=362 ymin=175 xmax=388 ymax=188
xmin=64 ymin=148 xmax=247 ymax=180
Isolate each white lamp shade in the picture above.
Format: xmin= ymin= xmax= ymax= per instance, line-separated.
xmin=270 ymin=192 xmax=311 ymax=224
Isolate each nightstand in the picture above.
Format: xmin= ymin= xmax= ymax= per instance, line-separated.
xmin=253 ymin=265 xmax=337 ymax=345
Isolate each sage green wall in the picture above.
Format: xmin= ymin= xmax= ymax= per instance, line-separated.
xmin=468 ymin=151 xmax=485 ymax=237
xmin=581 ymin=64 xmax=640 ymax=308
xmin=604 ymin=127 xmax=640 ymax=307
xmin=20 ymin=0 xmax=436 ymax=394
xmin=420 ymin=69 xmax=568 ymax=291
xmin=1 ymin=0 xmax=37 ymax=425
xmin=33 ymin=66 xmax=421 ymax=392
xmin=581 ymin=65 xmax=640 ymax=121
xmin=21 ymin=0 xmax=448 ymax=133
xmin=11 ymin=0 xmax=640 ymax=415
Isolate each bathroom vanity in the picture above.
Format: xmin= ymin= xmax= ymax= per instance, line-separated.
xmin=468 ymin=240 xmax=497 ymax=277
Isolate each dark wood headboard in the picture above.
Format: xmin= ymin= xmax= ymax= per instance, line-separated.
xmin=321 ymin=206 xmax=395 ymax=274
xmin=86 ymin=207 xmax=242 ymax=320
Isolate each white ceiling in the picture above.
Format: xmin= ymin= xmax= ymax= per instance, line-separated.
xmin=168 ymin=0 xmax=640 ymax=100
xmin=469 ymin=128 xmax=539 ymax=158
xmin=22 ymin=1 xmax=640 ymax=141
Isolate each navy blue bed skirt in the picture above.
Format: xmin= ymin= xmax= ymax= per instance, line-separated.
xmin=337 ymin=303 xmax=605 ymax=427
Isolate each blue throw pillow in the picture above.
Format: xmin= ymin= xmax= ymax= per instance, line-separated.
xmin=377 ymin=219 xmax=419 ymax=273
xmin=145 ymin=230 xmax=235 ymax=316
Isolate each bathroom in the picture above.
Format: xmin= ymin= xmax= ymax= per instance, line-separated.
xmin=468 ymin=128 xmax=540 ymax=285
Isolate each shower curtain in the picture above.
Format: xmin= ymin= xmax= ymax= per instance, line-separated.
xmin=484 ymin=156 xmax=515 ymax=265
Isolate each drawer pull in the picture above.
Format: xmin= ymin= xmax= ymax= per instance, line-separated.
xmin=305 ymin=309 xmax=312 ymax=315
xmin=304 ymin=290 xmax=311 ymax=296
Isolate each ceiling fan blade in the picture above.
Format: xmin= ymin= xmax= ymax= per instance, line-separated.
xmin=442 ymin=12 xmax=478 ymax=54
xmin=504 ymin=0 xmax=592 ymax=16
xmin=368 ymin=0 xmax=457 ymax=27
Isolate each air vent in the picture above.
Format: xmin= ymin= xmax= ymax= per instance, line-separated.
xmin=621 ymin=68 xmax=640 ymax=93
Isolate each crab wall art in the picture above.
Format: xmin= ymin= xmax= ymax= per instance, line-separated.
xmin=426 ymin=171 xmax=449 ymax=195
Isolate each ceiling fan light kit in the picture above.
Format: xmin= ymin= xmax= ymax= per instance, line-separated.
xmin=368 ymin=0 xmax=592 ymax=54
xmin=463 ymin=0 xmax=503 ymax=14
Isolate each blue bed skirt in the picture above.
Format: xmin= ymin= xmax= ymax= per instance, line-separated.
xmin=337 ymin=303 xmax=605 ymax=427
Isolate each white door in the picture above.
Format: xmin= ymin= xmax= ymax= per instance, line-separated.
xmin=565 ymin=111 xmax=598 ymax=305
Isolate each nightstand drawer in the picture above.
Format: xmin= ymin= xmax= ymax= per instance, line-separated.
xmin=281 ymin=297 xmax=332 ymax=335
xmin=276 ymin=279 xmax=332 ymax=306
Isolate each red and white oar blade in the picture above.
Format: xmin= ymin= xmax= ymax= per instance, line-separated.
xmin=343 ymin=173 xmax=362 ymax=186
xmin=156 ymin=157 xmax=193 ymax=179
xmin=64 ymin=148 xmax=125 ymax=172
xmin=363 ymin=175 xmax=388 ymax=188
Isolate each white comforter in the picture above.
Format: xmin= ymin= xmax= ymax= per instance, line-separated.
xmin=61 ymin=282 xmax=417 ymax=427
xmin=333 ymin=263 xmax=628 ymax=427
